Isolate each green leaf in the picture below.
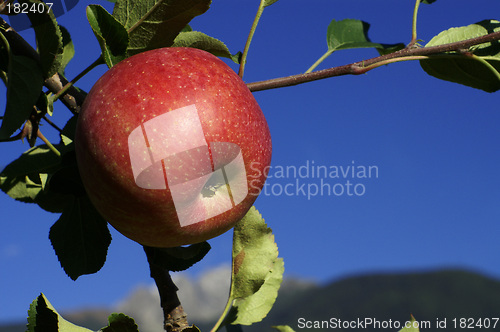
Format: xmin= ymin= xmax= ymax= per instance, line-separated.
xmin=398 ymin=315 xmax=420 ymax=332
xmin=421 ymin=0 xmax=437 ymax=4
xmin=420 ymin=20 xmax=500 ymax=92
xmin=144 ymin=241 xmax=211 ymax=272
xmin=49 ymin=194 xmax=112 ymax=280
xmin=27 ymin=294 xmax=94 ymax=332
xmin=36 ymin=91 xmax=53 ymax=117
xmin=112 ymin=0 xmax=211 ymax=56
xmin=101 ymin=313 xmax=139 ymax=332
xmin=231 ymin=257 xmax=284 ymax=325
xmin=217 ymin=207 xmax=283 ymax=327
xmin=0 ymin=144 xmax=77 ymax=212
xmin=327 ymin=19 xmax=400 ymax=52
xmin=230 ymin=207 xmax=282 ymax=299
xmin=307 ymin=19 xmax=403 ymax=73
xmin=0 ymin=144 xmax=62 ymax=203
xmin=272 ymin=326 xmax=296 ymax=332
xmin=0 ymin=53 xmax=44 ymax=139
xmin=87 ymin=5 xmax=129 ymax=68
xmin=19 ymin=0 xmax=64 ymax=78
xmin=58 ymin=26 xmax=75 ymax=75
xmin=0 ymin=173 xmax=43 ymax=203
xmin=376 ymin=43 xmax=405 ymax=56
xmin=0 ymin=144 xmax=61 ymax=181
xmin=172 ymin=31 xmax=240 ymax=63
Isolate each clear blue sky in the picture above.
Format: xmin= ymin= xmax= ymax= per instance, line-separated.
xmin=2 ymin=0 xmax=500 ymax=324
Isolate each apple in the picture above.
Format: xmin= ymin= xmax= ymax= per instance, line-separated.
xmin=75 ymin=47 xmax=272 ymax=248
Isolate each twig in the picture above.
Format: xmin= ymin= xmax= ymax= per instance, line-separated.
xmin=247 ymin=30 xmax=500 ymax=92
xmin=0 ymin=17 xmax=86 ymax=113
xmin=144 ymin=247 xmax=191 ymax=332
xmin=42 ymin=115 xmax=63 ymax=133
xmin=37 ymin=129 xmax=61 ymax=156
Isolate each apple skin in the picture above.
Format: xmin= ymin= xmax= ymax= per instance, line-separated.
xmin=75 ymin=47 xmax=272 ymax=248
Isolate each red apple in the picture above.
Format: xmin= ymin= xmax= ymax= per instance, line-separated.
xmin=75 ymin=47 xmax=272 ymax=248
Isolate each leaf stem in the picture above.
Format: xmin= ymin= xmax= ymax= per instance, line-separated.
xmin=43 ymin=115 xmax=63 ymax=133
xmin=210 ymin=299 xmax=234 ymax=332
xmin=305 ymin=49 xmax=334 ymax=73
xmin=238 ymin=0 xmax=266 ymax=78
xmin=472 ymin=54 xmax=500 ymax=82
xmin=37 ymin=130 xmax=61 ymax=157
xmin=52 ymin=56 xmax=103 ymax=102
xmin=411 ymin=0 xmax=421 ymax=45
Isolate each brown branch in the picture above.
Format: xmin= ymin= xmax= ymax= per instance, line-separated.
xmin=43 ymin=115 xmax=63 ymax=133
xmin=247 ymin=30 xmax=500 ymax=92
xmin=0 ymin=17 xmax=86 ymax=113
xmin=144 ymin=246 xmax=193 ymax=332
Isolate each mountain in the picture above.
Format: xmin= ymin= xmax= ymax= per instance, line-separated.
xmin=254 ymin=268 xmax=500 ymax=332
xmin=2 ymin=268 xmax=499 ymax=332
xmin=116 ymin=265 xmax=235 ymax=332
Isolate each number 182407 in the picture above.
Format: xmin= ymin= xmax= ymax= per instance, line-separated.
xmin=5 ymin=2 xmax=54 ymax=14
xmin=452 ymin=318 xmax=499 ymax=329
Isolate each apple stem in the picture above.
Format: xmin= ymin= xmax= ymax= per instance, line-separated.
xmin=145 ymin=247 xmax=191 ymax=332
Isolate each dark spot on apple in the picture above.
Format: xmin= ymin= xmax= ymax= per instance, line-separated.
xmin=201 ymin=181 xmax=225 ymax=198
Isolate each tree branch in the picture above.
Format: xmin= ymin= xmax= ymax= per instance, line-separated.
xmin=144 ymin=246 xmax=194 ymax=332
xmin=247 ymin=30 xmax=500 ymax=92
xmin=0 ymin=17 xmax=86 ymax=113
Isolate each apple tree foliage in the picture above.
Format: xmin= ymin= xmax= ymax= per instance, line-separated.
xmin=1 ymin=0 xmax=500 ymax=331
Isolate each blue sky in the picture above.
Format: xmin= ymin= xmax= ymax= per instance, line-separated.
xmin=2 ymin=0 xmax=500 ymax=324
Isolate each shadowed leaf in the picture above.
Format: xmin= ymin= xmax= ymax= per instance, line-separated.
xmin=101 ymin=313 xmax=139 ymax=332
xmin=49 ymin=194 xmax=111 ymax=280
xmin=87 ymin=5 xmax=129 ymax=67
xmin=327 ymin=19 xmax=403 ymax=52
xmin=112 ymin=0 xmax=211 ymax=56
xmin=0 ymin=52 xmax=43 ymax=139
xmin=19 ymin=0 xmax=63 ymax=77
xmin=144 ymin=241 xmax=211 ymax=272
xmin=27 ymin=294 xmax=93 ymax=332
xmin=173 ymin=31 xmax=240 ymax=63
xmin=420 ymin=20 xmax=500 ymax=92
